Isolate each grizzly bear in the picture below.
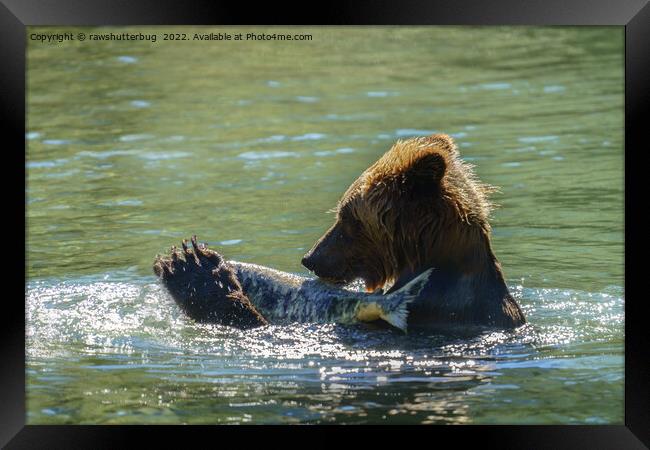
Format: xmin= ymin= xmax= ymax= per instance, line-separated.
xmin=154 ymin=133 xmax=525 ymax=330
xmin=301 ymin=133 xmax=526 ymax=328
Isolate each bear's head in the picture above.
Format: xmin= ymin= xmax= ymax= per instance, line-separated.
xmin=302 ymin=134 xmax=500 ymax=293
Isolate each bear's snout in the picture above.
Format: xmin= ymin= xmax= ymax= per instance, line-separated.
xmin=301 ymin=224 xmax=352 ymax=282
xmin=301 ymin=247 xmax=331 ymax=276
xmin=301 ymin=253 xmax=315 ymax=271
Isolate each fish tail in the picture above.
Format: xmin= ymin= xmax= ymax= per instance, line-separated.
xmin=381 ymin=269 xmax=433 ymax=333
xmin=379 ymin=300 xmax=410 ymax=333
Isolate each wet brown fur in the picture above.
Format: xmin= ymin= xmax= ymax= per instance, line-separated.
xmin=303 ymin=134 xmax=525 ymax=327
xmin=305 ymin=135 xmax=495 ymax=288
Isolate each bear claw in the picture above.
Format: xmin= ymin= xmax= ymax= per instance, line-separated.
xmin=153 ymin=235 xmax=268 ymax=328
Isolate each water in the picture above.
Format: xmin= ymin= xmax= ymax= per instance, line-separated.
xmin=26 ymin=26 xmax=624 ymax=424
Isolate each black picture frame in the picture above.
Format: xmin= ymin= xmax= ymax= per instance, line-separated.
xmin=3 ymin=1 xmax=648 ymax=448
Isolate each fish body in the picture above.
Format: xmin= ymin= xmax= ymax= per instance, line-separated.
xmin=230 ymin=261 xmax=431 ymax=332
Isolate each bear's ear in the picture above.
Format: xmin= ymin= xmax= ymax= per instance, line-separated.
xmin=403 ymin=151 xmax=447 ymax=192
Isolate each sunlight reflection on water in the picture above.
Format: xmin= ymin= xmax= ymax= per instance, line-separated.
xmin=26 ymin=274 xmax=623 ymax=424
